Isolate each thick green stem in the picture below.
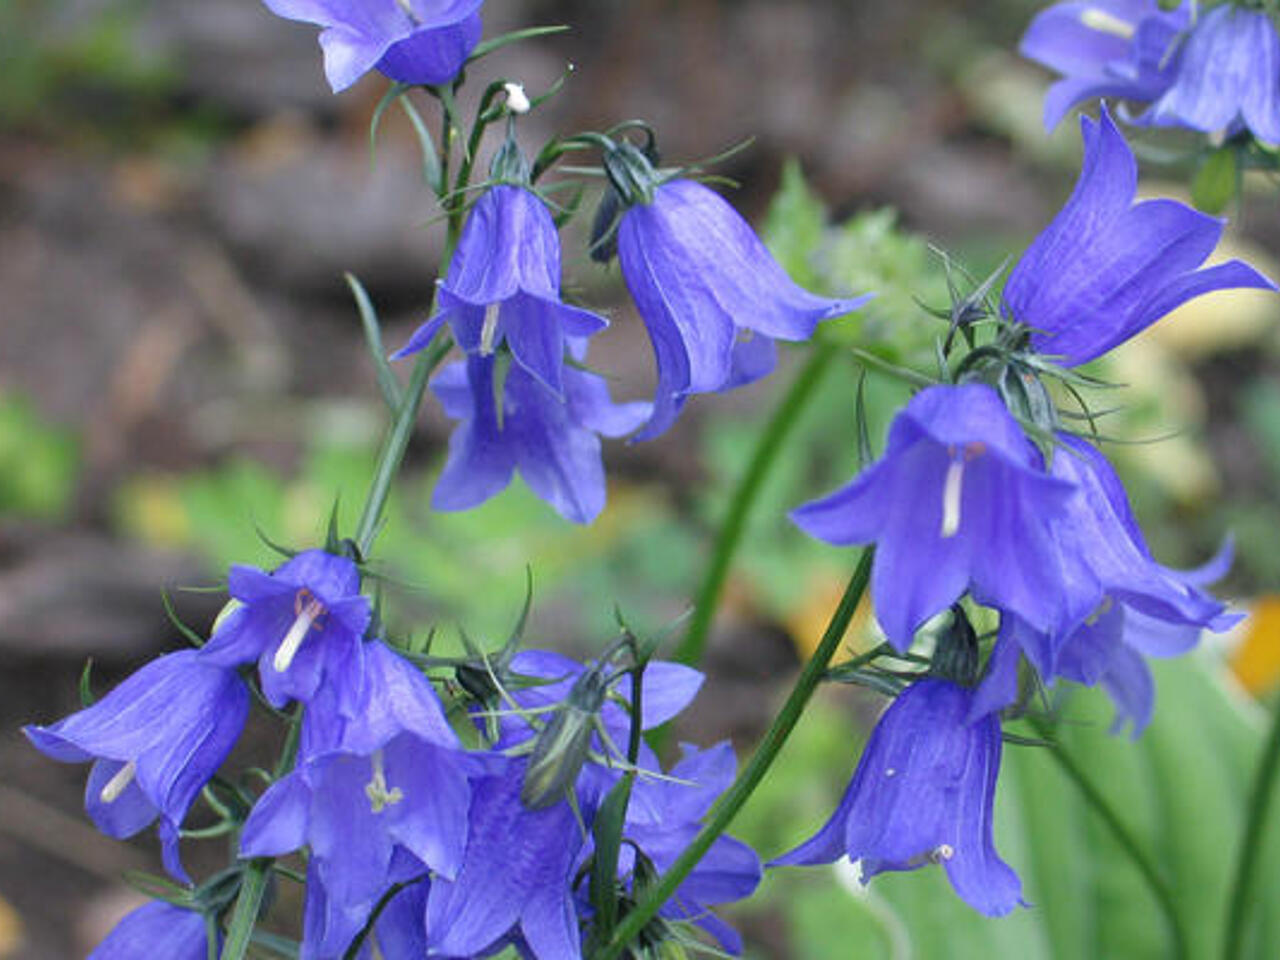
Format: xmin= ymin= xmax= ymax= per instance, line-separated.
xmin=1224 ymin=698 xmax=1280 ymax=960
xmin=675 ymin=345 xmax=836 ymax=667
xmin=595 ymin=548 xmax=873 ymax=960
xmin=1031 ymin=717 xmax=1188 ymax=960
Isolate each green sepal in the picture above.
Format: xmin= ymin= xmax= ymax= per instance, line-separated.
xmin=466 ymin=25 xmax=570 ymax=64
xmin=589 ymin=773 xmax=636 ymax=945
xmin=78 ymin=657 xmax=96 ymax=707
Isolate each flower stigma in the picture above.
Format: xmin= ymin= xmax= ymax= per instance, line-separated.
xmin=479 ymin=302 xmax=501 ymax=356
xmin=100 ymin=760 xmax=138 ymax=803
xmin=365 ymin=750 xmax=404 ymax=814
xmin=503 ymin=82 xmax=531 ymax=115
xmin=273 ymin=589 xmax=326 ymax=673
xmin=1079 ymin=7 xmax=1135 ymax=40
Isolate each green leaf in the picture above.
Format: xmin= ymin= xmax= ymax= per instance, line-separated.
xmin=466 ymin=25 xmax=570 ymax=64
xmin=1191 ymin=146 xmax=1237 ymax=215
xmin=761 ymin=159 xmax=827 ymax=290
xmin=346 ymin=272 xmax=403 ymax=411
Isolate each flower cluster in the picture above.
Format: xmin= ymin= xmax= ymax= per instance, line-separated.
xmin=27 ymin=549 xmax=759 ymax=957
xmin=779 ymin=108 xmax=1269 ymax=915
xmin=1022 ymin=0 xmax=1280 ymax=143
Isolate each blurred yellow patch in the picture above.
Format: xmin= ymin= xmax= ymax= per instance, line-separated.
xmin=0 ymin=894 xmax=23 ymax=957
xmin=784 ymin=567 xmax=876 ymax=664
xmin=1231 ymin=597 xmax=1280 ymax=695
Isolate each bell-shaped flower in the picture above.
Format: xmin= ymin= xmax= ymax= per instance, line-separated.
xmin=88 ymin=900 xmax=211 ymax=960
xmin=1020 ymin=0 xmax=1188 ymax=129
xmin=395 ymin=185 xmax=609 ymax=396
xmin=1141 ymin=4 xmax=1280 ymax=144
xmin=24 ymin=650 xmax=249 ymax=881
xmin=792 ymin=383 xmax=1079 ymax=650
xmin=429 ymin=350 xmax=650 ymax=524
xmin=618 ymin=742 xmax=762 ymax=954
xmin=240 ymin=640 xmax=472 ymax=958
xmin=771 ymin=678 xmax=1023 ymax=917
xmin=1003 ymin=108 xmax=1275 ymax=367
xmin=261 ymin=0 xmax=483 ymax=93
xmin=200 ymin=549 xmax=372 ymax=712
xmin=425 ymin=755 xmax=587 ymax=960
xmin=616 ymin=178 xmax=870 ymax=439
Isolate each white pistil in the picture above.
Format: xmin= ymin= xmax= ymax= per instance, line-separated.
xmin=478 ymin=302 xmax=501 ymax=356
xmin=940 ymin=457 xmax=965 ymax=539
xmin=1080 ymin=7 xmax=1136 ymax=40
xmin=933 ymin=843 xmax=956 ymax=862
xmin=100 ymin=760 xmax=138 ymax=803
xmin=503 ymin=82 xmax=531 ymax=115
xmin=365 ymin=750 xmax=404 ymax=814
xmin=273 ymin=594 xmax=325 ymax=673
xmin=394 ymin=0 xmax=421 ymax=24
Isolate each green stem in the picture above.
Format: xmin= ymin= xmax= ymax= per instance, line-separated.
xmin=595 ymin=548 xmax=873 ymax=960
xmin=674 ymin=345 xmax=836 ymax=667
xmin=1224 ymin=698 xmax=1280 ymax=960
xmin=219 ymin=858 xmax=272 ymax=960
xmin=1031 ymin=717 xmax=1188 ymax=960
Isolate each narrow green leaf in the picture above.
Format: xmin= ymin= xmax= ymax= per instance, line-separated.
xmin=590 ymin=773 xmax=636 ymax=944
xmin=369 ymin=82 xmax=412 ymax=168
xmin=78 ymin=657 xmax=96 ymax=707
xmin=399 ymin=96 xmax=443 ymax=195
xmin=467 ymin=25 xmax=570 ymax=63
xmin=346 ymin=272 xmax=403 ymax=412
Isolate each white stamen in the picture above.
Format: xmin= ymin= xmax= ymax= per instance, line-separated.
xmin=394 ymin=0 xmax=421 ymax=23
xmin=934 ymin=843 xmax=956 ymax=862
xmin=503 ymin=82 xmax=531 ymax=115
xmin=273 ymin=596 xmax=325 ymax=672
xmin=1080 ymin=8 xmax=1136 ymax=40
xmin=885 ymin=767 xmax=897 ymax=778
xmin=940 ymin=458 xmax=965 ymax=539
xmin=478 ymin=302 xmax=501 ymax=356
xmin=100 ymin=760 xmax=137 ymax=803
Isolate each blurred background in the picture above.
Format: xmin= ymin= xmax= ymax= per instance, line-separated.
xmin=5 ymin=0 xmax=1280 ymax=956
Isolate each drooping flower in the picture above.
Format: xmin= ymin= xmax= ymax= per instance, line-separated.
xmin=1020 ymin=0 xmax=1188 ymax=129
xmin=425 ymin=755 xmax=587 ymax=960
xmin=88 ymin=900 xmax=211 ymax=960
xmin=24 ymin=650 xmax=249 ymax=881
xmin=772 ymin=678 xmax=1023 ymax=917
xmin=616 ymin=177 xmax=870 ymax=439
xmin=200 ymin=549 xmax=372 ymax=712
xmin=1142 ymin=4 xmax=1280 ymax=143
xmin=240 ymin=640 xmax=472 ymax=958
xmin=791 ymin=383 xmax=1080 ymax=650
xmin=1003 ymin=107 xmax=1275 ymax=366
xmin=395 ymin=185 xmax=609 ymax=396
xmin=429 ymin=350 xmax=650 ymax=524
xmin=261 ymin=0 xmax=484 ymax=93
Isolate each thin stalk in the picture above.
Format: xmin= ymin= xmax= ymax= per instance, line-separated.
xmin=353 ymin=336 xmax=453 ymax=558
xmin=1031 ymin=717 xmax=1188 ymax=960
xmin=219 ymin=859 xmax=272 ymax=960
xmin=1223 ymin=699 xmax=1280 ymax=960
xmin=595 ymin=548 xmax=873 ymax=960
xmin=675 ymin=344 xmax=836 ymax=667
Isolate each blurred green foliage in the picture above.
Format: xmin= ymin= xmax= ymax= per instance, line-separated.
xmin=0 ymin=392 xmax=79 ymax=519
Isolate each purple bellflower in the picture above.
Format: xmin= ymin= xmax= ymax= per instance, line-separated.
xmin=24 ymin=650 xmax=249 ymax=881
xmin=791 ymin=383 xmax=1080 ymax=650
xmin=261 ymin=0 xmax=483 ymax=93
xmin=772 ymin=678 xmax=1023 ymax=917
xmin=1020 ymin=0 xmax=1188 ymax=129
xmin=200 ymin=549 xmax=372 ymax=712
xmin=429 ymin=350 xmax=650 ymax=524
xmin=1143 ymin=3 xmax=1280 ymax=143
xmin=619 ymin=742 xmax=763 ymax=954
xmin=89 ymin=900 xmax=211 ymax=960
xmin=425 ymin=755 xmax=587 ymax=960
xmin=1003 ymin=108 xmax=1275 ymax=366
xmin=616 ymin=178 xmax=870 ymax=439
xmin=240 ymin=640 xmax=471 ymax=959
xmin=395 ymin=185 xmax=609 ymax=397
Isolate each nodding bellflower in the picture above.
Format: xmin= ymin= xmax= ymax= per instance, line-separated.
xmin=1003 ymin=107 xmax=1275 ymax=366
xmin=1020 ymin=0 xmax=1188 ymax=129
xmin=1143 ymin=3 xmax=1280 ymax=144
xmin=429 ymin=350 xmax=650 ymax=524
xmin=261 ymin=0 xmax=483 ymax=93
xmin=772 ymin=678 xmax=1023 ymax=918
xmin=615 ymin=177 xmax=870 ymax=439
xmin=791 ymin=383 xmax=1079 ymax=650
xmin=200 ymin=548 xmax=372 ymax=712
xmin=24 ymin=650 xmax=249 ymax=881
xmin=88 ymin=900 xmax=211 ymax=960
xmin=394 ymin=184 xmax=609 ymax=396
xmin=240 ymin=640 xmax=472 ymax=958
